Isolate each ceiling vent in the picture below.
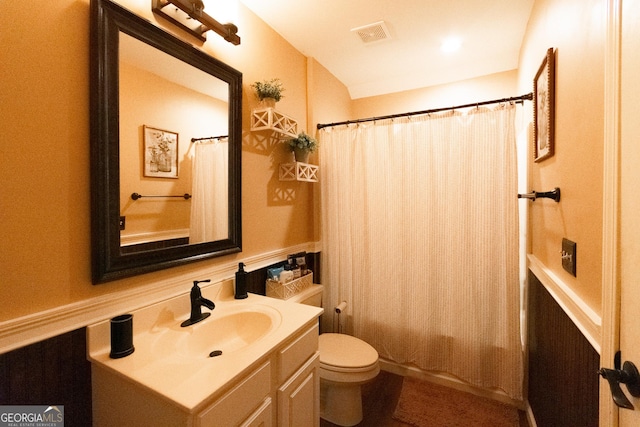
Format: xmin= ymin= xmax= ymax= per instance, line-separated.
xmin=351 ymin=21 xmax=391 ymax=44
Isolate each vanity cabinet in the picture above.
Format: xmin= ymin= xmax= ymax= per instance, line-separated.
xmin=276 ymin=324 xmax=321 ymax=427
xmin=92 ymin=320 xmax=319 ymax=427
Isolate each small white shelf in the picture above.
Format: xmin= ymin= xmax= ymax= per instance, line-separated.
xmin=251 ymin=107 xmax=298 ymax=137
xmin=279 ymin=162 xmax=319 ymax=182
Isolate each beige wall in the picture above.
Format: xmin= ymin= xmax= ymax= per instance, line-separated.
xmin=0 ymin=0 xmax=320 ymax=322
xmin=518 ymin=0 xmax=605 ymax=314
xmin=307 ymin=58 xmax=354 ymax=241
xmin=351 ymin=70 xmax=518 ymax=120
xmin=0 ymin=0 xmax=604 ymax=343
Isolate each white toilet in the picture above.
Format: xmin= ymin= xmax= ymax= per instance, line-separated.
xmin=288 ymin=285 xmax=380 ymax=426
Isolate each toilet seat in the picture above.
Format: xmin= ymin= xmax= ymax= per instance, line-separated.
xmin=319 ymin=333 xmax=379 ymax=371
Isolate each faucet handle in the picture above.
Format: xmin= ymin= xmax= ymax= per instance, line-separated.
xmin=194 ymin=279 xmax=211 ymax=287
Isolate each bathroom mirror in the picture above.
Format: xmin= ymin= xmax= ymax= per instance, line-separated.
xmin=90 ymin=0 xmax=242 ymax=284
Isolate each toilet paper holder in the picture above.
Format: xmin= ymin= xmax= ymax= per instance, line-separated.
xmin=335 ymin=301 xmax=347 ymax=314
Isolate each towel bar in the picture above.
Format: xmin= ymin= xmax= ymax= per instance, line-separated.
xmin=131 ymin=193 xmax=192 ymax=200
xmin=518 ymin=187 xmax=560 ymax=202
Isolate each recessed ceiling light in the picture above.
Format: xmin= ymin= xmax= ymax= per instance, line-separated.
xmin=441 ymin=38 xmax=462 ymax=53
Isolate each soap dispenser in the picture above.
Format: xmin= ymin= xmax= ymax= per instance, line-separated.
xmin=234 ymin=262 xmax=248 ymax=299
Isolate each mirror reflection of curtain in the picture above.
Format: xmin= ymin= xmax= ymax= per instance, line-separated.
xmin=189 ymin=140 xmax=228 ymax=243
xmin=319 ymin=104 xmax=523 ymax=400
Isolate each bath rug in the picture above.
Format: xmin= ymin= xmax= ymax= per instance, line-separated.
xmin=392 ymin=376 xmax=519 ymax=427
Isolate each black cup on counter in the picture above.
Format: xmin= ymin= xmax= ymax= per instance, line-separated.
xmin=109 ymin=314 xmax=135 ymax=359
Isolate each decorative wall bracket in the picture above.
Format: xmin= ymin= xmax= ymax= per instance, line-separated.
xmin=251 ymin=107 xmax=298 ymax=138
xmin=279 ymin=162 xmax=318 ymax=182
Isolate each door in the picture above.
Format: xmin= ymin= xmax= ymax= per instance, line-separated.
xmin=618 ymin=0 xmax=640 ymax=424
xmin=602 ymin=0 xmax=640 ymax=425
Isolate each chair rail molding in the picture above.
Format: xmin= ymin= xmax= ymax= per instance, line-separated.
xmin=0 ymin=242 xmax=321 ymax=354
xmin=527 ymin=254 xmax=602 ymax=353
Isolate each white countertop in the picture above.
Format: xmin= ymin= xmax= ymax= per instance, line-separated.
xmin=87 ymin=279 xmax=323 ymax=412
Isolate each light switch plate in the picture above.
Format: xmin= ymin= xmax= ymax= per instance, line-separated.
xmin=562 ymin=238 xmax=577 ymax=276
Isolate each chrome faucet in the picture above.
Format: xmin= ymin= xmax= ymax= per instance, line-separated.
xmin=181 ymin=280 xmax=215 ymax=327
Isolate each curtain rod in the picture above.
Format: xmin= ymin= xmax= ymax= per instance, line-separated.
xmin=316 ymin=92 xmax=533 ymax=130
xmin=191 ymin=135 xmax=228 ymax=143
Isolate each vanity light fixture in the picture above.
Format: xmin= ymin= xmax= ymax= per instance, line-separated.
xmin=152 ymin=0 xmax=240 ymax=45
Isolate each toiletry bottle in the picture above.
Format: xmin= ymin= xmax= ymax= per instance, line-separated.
xmin=235 ymin=262 xmax=248 ymax=299
xmin=296 ymin=253 xmax=307 ymax=276
xmin=280 ymin=264 xmax=293 ymax=283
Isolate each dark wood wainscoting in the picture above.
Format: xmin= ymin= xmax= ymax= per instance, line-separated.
xmin=0 ymin=327 xmax=92 ymax=427
xmin=527 ymin=270 xmax=599 ymax=426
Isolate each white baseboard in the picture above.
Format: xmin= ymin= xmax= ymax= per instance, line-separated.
xmin=380 ymin=358 xmax=526 ymax=410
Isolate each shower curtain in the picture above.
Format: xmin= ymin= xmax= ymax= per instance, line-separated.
xmin=319 ymin=104 xmax=523 ymax=400
xmin=189 ymin=139 xmax=228 ymax=244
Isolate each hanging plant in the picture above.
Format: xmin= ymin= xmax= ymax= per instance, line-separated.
xmin=251 ymin=78 xmax=285 ymax=102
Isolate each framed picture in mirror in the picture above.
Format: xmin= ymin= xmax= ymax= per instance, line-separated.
xmin=143 ymin=125 xmax=179 ymax=178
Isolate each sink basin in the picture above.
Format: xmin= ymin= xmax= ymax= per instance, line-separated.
xmin=150 ymin=304 xmax=282 ymax=359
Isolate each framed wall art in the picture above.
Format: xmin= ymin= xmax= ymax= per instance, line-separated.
xmin=533 ymin=47 xmax=556 ymax=162
xmin=143 ymin=125 xmax=178 ymax=178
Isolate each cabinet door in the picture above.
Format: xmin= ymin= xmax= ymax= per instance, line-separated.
xmin=198 ymin=361 xmax=271 ymax=427
xmin=278 ymin=352 xmax=320 ymax=427
xmin=240 ymin=397 xmax=272 ymax=427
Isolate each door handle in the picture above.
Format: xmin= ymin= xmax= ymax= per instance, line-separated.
xmin=598 ymin=351 xmax=640 ymax=409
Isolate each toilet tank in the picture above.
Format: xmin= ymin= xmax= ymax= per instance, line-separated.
xmin=287 ymin=285 xmax=324 ymax=307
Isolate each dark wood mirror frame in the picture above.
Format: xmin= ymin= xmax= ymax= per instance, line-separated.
xmin=90 ymin=0 xmax=242 ymax=284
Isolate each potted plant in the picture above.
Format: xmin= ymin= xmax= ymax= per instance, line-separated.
xmin=288 ymin=132 xmax=318 ymax=163
xmin=251 ymin=78 xmax=285 ymax=107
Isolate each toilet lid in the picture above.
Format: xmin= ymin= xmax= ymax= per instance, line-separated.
xmin=319 ymin=333 xmax=378 ymax=369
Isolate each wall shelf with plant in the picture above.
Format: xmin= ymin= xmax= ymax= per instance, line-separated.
xmin=278 ymin=132 xmax=319 ymax=182
xmin=250 ymin=78 xmax=298 ymax=137
xmin=249 ymin=80 xmax=319 ymax=182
